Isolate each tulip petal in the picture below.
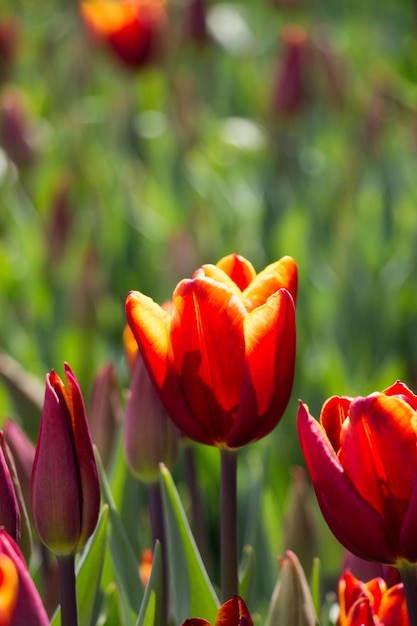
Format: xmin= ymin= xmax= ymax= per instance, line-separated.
xmin=228 ymin=289 xmax=295 ymax=448
xmin=194 ymin=265 xmax=243 ymax=297
xmin=126 ymin=291 xmax=213 ymax=444
xmin=171 ymin=277 xmax=246 ymax=444
xmin=319 ymin=395 xmax=352 ymax=452
xmin=242 ymin=256 xmax=298 ymax=311
xmin=384 ymin=380 xmax=417 ymax=410
xmin=62 ymin=364 xmax=100 ymax=550
xmin=339 ymin=395 xmax=417 ymax=544
xmin=215 ymin=254 xmax=256 ymax=291
xmin=215 ymin=595 xmax=253 ymax=626
xmin=181 ymin=620 xmax=211 ymax=626
xmin=297 ymin=402 xmax=396 ymax=562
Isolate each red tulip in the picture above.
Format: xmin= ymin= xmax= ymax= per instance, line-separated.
xmin=181 ymin=594 xmax=253 ymax=626
xmin=297 ymin=381 xmax=417 ymax=565
xmin=0 ymin=529 xmax=49 ymax=625
xmin=338 ymin=570 xmax=409 ymax=626
xmin=80 ymin=0 xmax=167 ymax=70
xmin=30 ymin=364 xmax=100 ymax=556
xmin=126 ymin=254 xmax=297 ymax=448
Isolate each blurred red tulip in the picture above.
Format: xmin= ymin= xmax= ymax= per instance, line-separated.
xmin=181 ymin=594 xmax=253 ymax=626
xmin=126 ymin=253 xmax=297 ymax=448
xmin=0 ymin=529 xmax=49 ymax=625
xmin=297 ymin=381 xmax=417 ymax=565
xmin=338 ymin=570 xmax=409 ymax=626
xmin=30 ymin=364 xmax=100 ymax=556
xmin=271 ymin=25 xmax=310 ymax=118
xmin=182 ymin=0 xmax=210 ymax=48
xmin=80 ymin=0 xmax=168 ymax=70
xmin=0 ymin=88 xmax=36 ymax=169
xmin=0 ymin=18 xmax=20 ymax=84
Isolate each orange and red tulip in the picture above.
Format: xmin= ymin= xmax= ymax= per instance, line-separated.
xmin=338 ymin=570 xmax=409 ymax=626
xmin=126 ymin=253 xmax=297 ymax=449
xmin=181 ymin=594 xmax=253 ymax=626
xmin=297 ymin=380 xmax=417 ymax=565
xmin=80 ymin=0 xmax=167 ymax=70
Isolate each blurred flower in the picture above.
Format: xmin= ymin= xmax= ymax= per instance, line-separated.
xmin=44 ymin=174 xmax=74 ymax=266
xmin=125 ymin=253 xmax=297 ymax=448
xmin=338 ymin=570 xmax=409 ymax=626
xmin=0 ymin=436 xmax=20 ymax=544
xmin=30 ymin=363 xmax=100 ymax=556
xmin=0 ymin=529 xmax=49 ymax=625
xmin=124 ymin=351 xmax=180 ymax=483
xmin=0 ymin=18 xmax=20 ymax=84
xmin=182 ymin=0 xmax=210 ymax=48
xmin=341 ymin=550 xmax=401 ymax=588
xmin=0 ymin=87 xmax=36 ymax=169
xmin=139 ymin=547 xmax=153 ymax=587
xmin=80 ymin=0 xmax=168 ymax=70
xmin=0 ymin=552 xmax=18 ymax=626
xmin=297 ymin=380 xmax=417 ymax=565
xmin=271 ymin=25 xmax=310 ymax=119
xmin=266 ymin=550 xmax=317 ymax=626
xmin=181 ymin=594 xmax=253 ymax=625
xmin=88 ymin=361 xmax=123 ymax=468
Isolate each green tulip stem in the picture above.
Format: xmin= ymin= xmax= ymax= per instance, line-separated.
xmin=220 ymin=447 xmax=238 ymax=602
xmin=399 ymin=564 xmax=417 ymax=626
xmin=57 ymin=554 xmax=78 ymax=626
xmin=149 ymin=481 xmax=168 ymax=626
xmin=184 ymin=444 xmax=211 ymax=572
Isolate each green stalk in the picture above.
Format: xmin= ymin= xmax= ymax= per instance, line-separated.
xmin=399 ymin=563 xmax=417 ymax=626
xmin=149 ymin=481 xmax=168 ymax=626
xmin=57 ymin=554 xmax=78 ymax=626
xmin=220 ymin=447 xmax=238 ymax=602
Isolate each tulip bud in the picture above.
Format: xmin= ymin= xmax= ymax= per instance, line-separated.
xmin=0 ymin=431 xmax=32 ymax=564
xmin=0 ymin=437 xmax=20 ymax=545
xmin=3 ymin=419 xmax=35 ymax=520
xmin=124 ymin=352 xmax=180 ymax=483
xmin=283 ymin=467 xmax=318 ymax=578
xmin=30 ymin=363 xmax=100 ymax=556
xmin=0 ymin=87 xmax=36 ymax=169
xmin=266 ymin=550 xmax=318 ymax=626
xmin=88 ymin=361 xmax=123 ymax=468
xmin=182 ymin=0 xmax=210 ymax=48
xmin=0 ymin=529 xmax=49 ymax=625
xmin=271 ymin=25 xmax=310 ymax=119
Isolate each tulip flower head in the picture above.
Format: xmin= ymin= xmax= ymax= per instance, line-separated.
xmin=181 ymin=594 xmax=254 ymax=626
xmin=126 ymin=253 xmax=297 ymax=449
xmin=0 ymin=529 xmax=49 ymax=626
xmin=338 ymin=570 xmax=408 ymax=626
xmin=80 ymin=0 xmax=168 ymax=70
xmin=297 ymin=381 xmax=417 ymax=566
xmin=30 ymin=364 xmax=100 ymax=556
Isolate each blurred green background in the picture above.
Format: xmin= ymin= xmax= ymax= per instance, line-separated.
xmin=1 ymin=0 xmax=417 ymax=616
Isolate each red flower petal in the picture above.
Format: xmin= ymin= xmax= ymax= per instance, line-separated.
xmin=339 ymin=394 xmax=416 ymax=542
xmin=171 ymin=277 xmax=246 ymax=444
xmin=228 ymin=288 xmax=295 ymax=447
xmin=215 ymin=595 xmax=253 ymax=626
xmin=242 ymin=256 xmax=297 ymax=311
xmin=320 ymin=395 xmax=352 ymax=452
xmin=215 ymin=254 xmax=256 ymax=291
xmin=297 ymin=402 xmax=396 ymax=562
xmin=126 ymin=291 xmax=212 ymax=444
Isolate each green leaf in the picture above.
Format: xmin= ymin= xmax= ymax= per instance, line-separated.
xmin=51 ymin=504 xmax=109 ymax=626
xmin=160 ymin=464 xmax=219 ymax=624
xmin=239 ymin=544 xmax=255 ymax=599
xmin=136 ymin=541 xmax=163 ymax=626
xmin=310 ymin=557 xmax=321 ymax=620
xmin=97 ymin=450 xmax=144 ymax=622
